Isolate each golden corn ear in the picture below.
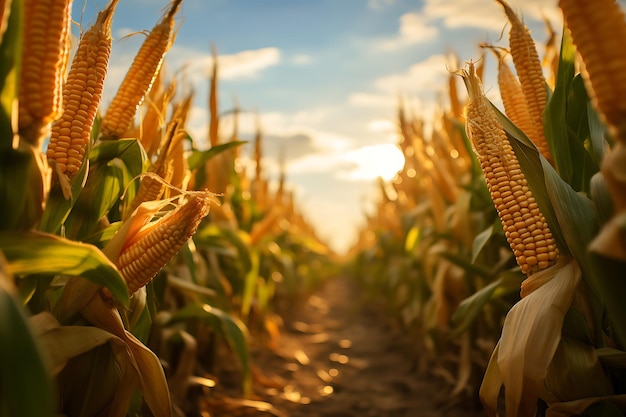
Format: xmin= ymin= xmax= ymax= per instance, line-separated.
xmin=100 ymin=0 xmax=182 ymax=139
xmin=496 ymin=0 xmax=552 ymax=163
xmin=559 ymin=0 xmax=626 ymax=142
xmin=116 ymin=191 xmax=214 ymax=295
xmin=46 ymin=1 xmax=117 ymax=184
xmin=18 ymin=0 xmax=72 ymax=146
xmin=487 ymin=46 xmax=536 ymax=142
xmin=462 ymin=62 xmax=559 ymax=275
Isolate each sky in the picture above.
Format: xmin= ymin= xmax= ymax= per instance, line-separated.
xmin=73 ymin=0 xmax=568 ymax=253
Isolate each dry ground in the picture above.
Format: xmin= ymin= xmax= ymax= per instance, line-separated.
xmin=206 ymin=276 xmax=487 ymax=417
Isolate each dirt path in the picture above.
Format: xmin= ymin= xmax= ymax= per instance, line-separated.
xmin=245 ymin=277 xmax=486 ymax=417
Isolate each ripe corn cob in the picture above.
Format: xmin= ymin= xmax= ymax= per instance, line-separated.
xmin=18 ymin=0 xmax=72 ymax=147
xmin=463 ymin=62 xmax=559 ymax=275
xmin=496 ymin=0 xmax=552 ymax=163
xmin=559 ymin=0 xmax=626 ymax=142
xmin=116 ymin=191 xmax=214 ymax=294
xmin=46 ymin=0 xmax=117 ymax=184
xmin=486 ymin=46 xmax=537 ymax=142
xmin=100 ymin=0 xmax=182 ymax=139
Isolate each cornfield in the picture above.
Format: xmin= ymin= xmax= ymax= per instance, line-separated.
xmin=1 ymin=0 xmax=626 ymax=416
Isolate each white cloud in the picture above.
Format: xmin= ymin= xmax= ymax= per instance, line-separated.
xmin=291 ymin=54 xmax=313 ymax=66
xmin=377 ymin=12 xmax=439 ymax=50
xmin=423 ymin=0 xmax=560 ymax=31
xmin=348 ymin=92 xmax=398 ymax=109
xmin=163 ymin=46 xmax=281 ymax=86
xmin=375 ymin=53 xmax=449 ymax=97
xmin=218 ymin=48 xmax=281 ymax=79
xmin=367 ymin=119 xmax=396 ymax=133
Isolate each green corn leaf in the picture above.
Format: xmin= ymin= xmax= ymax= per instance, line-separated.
xmin=0 ymin=262 xmax=54 ymax=417
xmin=544 ymin=28 xmax=576 ymax=184
xmin=0 ymin=230 xmax=129 ymax=307
xmin=167 ymin=303 xmax=252 ymax=395
xmin=452 ymin=270 xmax=524 ymax=336
xmin=241 ymin=249 xmax=259 ymax=319
xmin=188 ymin=140 xmax=247 ymax=171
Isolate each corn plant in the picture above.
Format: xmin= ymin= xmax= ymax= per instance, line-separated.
xmin=0 ymin=0 xmax=330 ymax=416
xmin=349 ymin=1 xmax=626 ymax=416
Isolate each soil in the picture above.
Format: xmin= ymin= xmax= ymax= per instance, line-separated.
xmin=205 ymin=276 xmax=487 ymax=417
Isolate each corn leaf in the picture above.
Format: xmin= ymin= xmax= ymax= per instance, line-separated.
xmin=588 ymin=252 xmax=626 ymax=350
xmin=241 ymin=249 xmax=259 ymax=319
xmin=167 ymin=303 xmax=252 ymax=395
xmin=0 ymin=230 xmax=129 ymax=307
xmin=63 ymin=161 xmax=124 ymax=239
xmin=596 ymin=347 xmax=626 ymax=368
xmin=544 ymin=28 xmax=576 ymax=184
xmin=189 ymin=140 xmax=247 ymax=188
xmin=79 ymin=295 xmax=171 ymax=417
xmin=541 ymin=156 xmax=598 ymax=273
xmin=452 ymin=270 xmax=523 ymax=336
xmin=547 ymin=396 xmax=626 ymax=417
xmin=545 ymin=337 xmax=614 ymax=402
xmin=39 ymin=154 xmax=90 ymax=234
xmin=30 ymin=312 xmax=118 ymax=375
xmin=0 ymin=262 xmax=54 ymax=417
xmin=194 ymin=224 xmax=253 ymax=277
xmin=471 ymin=218 xmax=504 ymax=263
xmin=89 ymin=138 xmax=147 ymax=176
xmin=188 ymin=140 xmax=247 ymax=171
xmin=0 ymin=147 xmax=48 ymax=230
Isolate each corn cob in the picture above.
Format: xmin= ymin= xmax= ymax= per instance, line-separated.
xmin=46 ymin=0 xmax=117 ymax=187
xmin=463 ymin=62 xmax=559 ymax=275
xmin=485 ymin=46 xmax=537 ymax=142
xmin=496 ymin=0 xmax=552 ymax=163
xmin=100 ymin=0 xmax=181 ymax=139
xmin=18 ymin=0 xmax=72 ymax=147
xmin=559 ymin=0 xmax=626 ymax=142
xmin=116 ymin=191 xmax=214 ymax=295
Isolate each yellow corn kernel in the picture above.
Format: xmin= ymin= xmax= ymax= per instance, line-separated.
xmin=46 ymin=0 xmax=117 ymax=189
xmin=559 ymin=0 xmax=626 ymax=142
xmin=463 ymin=62 xmax=559 ymax=275
xmin=19 ymin=0 xmax=72 ymax=147
xmin=496 ymin=0 xmax=552 ymax=163
xmin=100 ymin=0 xmax=181 ymax=139
xmin=116 ymin=191 xmax=214 ymax=294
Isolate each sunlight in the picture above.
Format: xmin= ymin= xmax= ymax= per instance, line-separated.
xmin=343 ymin=144 xmax=405 ymax=181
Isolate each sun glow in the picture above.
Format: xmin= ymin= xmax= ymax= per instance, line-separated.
xmin=343 ymin=144 xmax=405 ymax=181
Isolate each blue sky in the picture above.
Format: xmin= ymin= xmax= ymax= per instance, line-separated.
xmin=74 ymin=0 xmax=565 ymax=252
